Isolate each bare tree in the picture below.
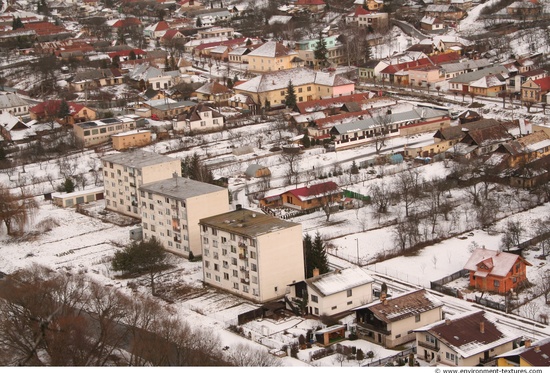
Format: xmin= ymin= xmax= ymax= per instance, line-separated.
xmin=0 ymin=184 xmax=39 ymax=236
xmin=372 ymin=111 xmax=393 ymax=154
xmin=369 ymin=180 xmax=393 ymax=223
xmin=225 ymin=343 xmax=282 ymax=366
xmin=313 ymin=182 xmax=341 ymax=222
xmin=281 ymin=152 xmax=301 ymax=186
xmin=395 ymin=168 xmax=422 ymax=217
xmin=499 ymin=220 xmax=523 ymax=251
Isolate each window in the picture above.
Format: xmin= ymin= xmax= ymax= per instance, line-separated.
xmin=233 ymin=282 xmax=239 ymax=289
xmin=214 ymin=264 xmax=219 ymax=271
xmin=203 ymin=237 xmax=209 ymax=244
xmin=231 ymin=245 xmax=237 ymax=253
xmin=314 ymin=307 xmax=319 ymax=315
xmin=211 ymin=228 xmax=217 ymax=235
xmin=213 ymin=240 xmax=218 ymax=248
xmin=232 ymin=269 xmax=238 ymax=277
xmin=311 ymin=295 xmax=318 ymax=303
xmin=224 ymin=273 xmax=229 ymax=280
xmin=221 ymin=237 xmax=227 ymax=243
xmin=231 ymin=258 xmax=237 ymax=265
xmin=347 ymin=289 xmax=353 ymax=297
xmin=494 ymin=280 xmax=500 ymax=288
xmin=251 ymin=263 xmax=257 ymax=272
xmin=347 ymin=301 xmax=352 ymax=305
xmin=331 ymin=306 xmax=337 ymax=310
xmin=250 ymin=251 xmax=256 ymax=259
xmin=215 ymin=275 xmax=220 ymax=282
xmin=415 ymin=314 xmax=421 ymax=322
xmin=150 ymin=225 xmax=156 ymax=232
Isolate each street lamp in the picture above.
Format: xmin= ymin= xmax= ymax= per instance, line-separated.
xmin=355 ymin=238 xmax=360 ymax=266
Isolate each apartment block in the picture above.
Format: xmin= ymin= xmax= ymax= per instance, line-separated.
xmin=101 ymin=150 xmax=181 ymax=218
xmin=199 ymin=207 xmax=305 ymax=303
xmin=139 ymin=176 xmax=229 ymax=257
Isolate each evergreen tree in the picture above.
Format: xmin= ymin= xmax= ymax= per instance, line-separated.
xmin=313 ymin=32 xmax=328 ymax=69
xmin=311 ymin=231 xmax=329 ymax=275
xmin=61 ymin=177 xmax=75 ymax=193
xmin=246 ymin=38 xmax=252 ymax=46
xmin=0 ymin=142 xmax=5 ymax=160
xmin=181 ymin=153 xmax=215 ymax=184
xmin=302 ymin=132 xmax=311 ymax=148
xmin=164 ymin=56 xmax=170 ymax=70
xmin=58 ymin=100 xmax=71 ymax=122
xmin=12 ymin=17 xmax=24 ymax=30
xmin=112 ymin=55 xmax=120 ymax=68
xmin=285 ymin=80 xmax=297 ymax=109
xmin=129 ymin=50 xmax=136 ymax=60
xmin=303 ymin=233 xmax=314 ymax=278
xmin=304 ymin=232 xmax=329 ymax=278
xmin=170 ymin=55 xmax=177 ymax=71
xmin=196 ymin=17 xmax=202 ymax=27
xmin=111 ymin=237 xmax=167 ymax=295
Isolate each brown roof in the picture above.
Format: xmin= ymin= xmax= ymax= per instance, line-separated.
xmin=427 ymin=311 xmax=514 ymax=355
xmin=434 ymin=118 xmax=499 ymax=141
xmin=518 ymin=338 xmax=550 ymax=366
xmin=365 ymin=289 xmax=442 ymax=323
xmin=177 ymin=103 xmax=223 ymax=121
xmin=296 ymin=93 xmax=372 ymax=114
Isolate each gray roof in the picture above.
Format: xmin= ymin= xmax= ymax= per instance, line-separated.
xmin=140 ymin=176 xmax=226 ymax=200
xmin=101 ymin=150 xmax=178 ymax=169
xmin=199 ymin=208 xmax=300 ymax=237
xmin=440 ymin=59 xmax=492 ymax=74
xmin=0 ymin=92 xmax=29 ymax=109
xmin=448 ymin=65 xmax=509 ymax=84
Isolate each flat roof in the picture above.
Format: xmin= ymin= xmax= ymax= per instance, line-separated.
xmin=140 ymin=176 xmax=226 ymax=200
xmin=111 ymin=129 xmax=151 ymax=137
xmin=101 ymin=149 xmax=178 ymax=169
xmin=199 ymin=208 xmax=300 ymax=237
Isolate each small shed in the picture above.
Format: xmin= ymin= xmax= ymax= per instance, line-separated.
xmin=314 ymin=324 xmax=347 ymax=346
xmin=245 ymin=164 xmax=271 ymax=178
xmin=52 ymin=187 xmax=104 ymax=208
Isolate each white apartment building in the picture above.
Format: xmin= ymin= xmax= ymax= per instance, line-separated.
xmin=199 ymin=207 xmax=305 ymax=303
xmin=139 ymin=176 xmax=229 ymax=258
xmin=101 ymin=150 xmax=181 ymax=218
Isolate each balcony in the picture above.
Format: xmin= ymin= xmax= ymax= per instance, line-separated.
xmin=239 ymin=253 xmax=247 ymax=260
xmin=240 ymin=278 xmax=250 ymax=284
xmin=418 ymin=341 xmax=440 ymax=352
xmin=356 ymin=322 xmax=390 ymax=336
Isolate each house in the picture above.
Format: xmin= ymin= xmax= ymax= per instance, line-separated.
xmin=448 ymin=65 xmax=509 ymax=94
xmin=101 ymin=150 xmax=182 ymax=219
xmin=232 ymin=67 xmax=355 ymax=111
xmin=378 ymin=52 xmax=461 ymax=85
xmin=295 ymin=35 xmax=344 ymax=69
xmin=73 ymin=115 xmax=142 ymax=147
xmin=143 ymin=21 xmax=170 ymax=40
xmin=424 ymin=4 xmax=465 ymax=21
xmin=128 ymin=64 xmax=183 ymax=91
xmin=509 ymin=154 xmax=550 ymax=188
xmin=506 ymin=1 xmax=541 ymax=17
xmin=111 ymin=129 xmax=152 ymax=150
xmin=355 ymin=289 xmax=444 ymax=348
xmin=70 ymin=68 xmax=125 ymax=92
xmin=493 ymin=130 xmax=550 ymax=168
xmin=469 ymin=74 xmax=507 ymax=97
xmin=497 ymin=338 xmax=550 ymax=366
xmin=275 ymin=181 xmax=342 ymax=211
xmin=463 ymin=247 xmax=532 ymax=294
xmin=420 ymin=16 xmax=445 ymax=32
xmin=521 ymin=76 xmax=550 ymax=103
xmin=330 ymin=107 xmax=450 ymax=150
xmin=173 ymin=104 xmax=224 ymax=133
xmin=451 ymin=120 xmax=523 ymax=158
xmin=197 ymin=26 xmax=234 ymax=40
xmin=139 ymin=176 xmax=229 ymax=258
xmin=295 ymin=92 xmax=374 ymax=115
xmin=286 ymin=267 xmax=374 ymax=317
xmin=245 ymin=41 xmax=300 ymax=73
xmin=29 ymin=100 xmax=96 ymax=125
xmin=160 ymin=29 xmax=186 ymax=47
xmin=345 ymin=7 xmax=390 ymax=31
xmin=0 ymin=111 xmax=29 ymax=142
xmin=194 ymin=81 xmax=232 ymax=103
xmin=0 ymin=91 xmax=30 ymax=116
xmin=144 ymin=99 xmax=196 ymax=121
xmin=415 ymin=311 xmax=519 ymax=366
xmin=440 ymin=59 xmax=492 ymax=80
xmin=199 ymin=207 xmax=305 ymax=303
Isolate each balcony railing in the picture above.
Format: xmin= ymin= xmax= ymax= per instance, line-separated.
xmin=417 ymin=341 xmax=439 ymax=352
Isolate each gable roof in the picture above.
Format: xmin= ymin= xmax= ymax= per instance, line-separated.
xmin=416 ymin=311 xmax=518 ymax=358
xmin=30 ymin=100 xmax=88 ymax=117
xmin=355 ymin=289 xmax=443 ymax=323
xmin=287 ymin=181 xmax=340 ymax=202
xmin=532 ymin=76 xmax=550 ymax=91
xmin=177 ymin=103 xmax=223 ymax=121
xmin=497 ymin=338 xmax=550 ymax=366
xmin=306 ymin=267 xmax=374 ymax=297
xmin=247 ymin=41 xmax=295 ymax=58
xmin=195 ymin=81 xmax=231 ymax=95
xmin=463 ymin=248 xmax=531 ymax=277
xmin=295 ymin=93 xmax=373 ymax=114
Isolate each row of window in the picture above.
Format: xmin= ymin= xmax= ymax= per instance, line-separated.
xmin=204 ymin=272 xmax=259 ymax=296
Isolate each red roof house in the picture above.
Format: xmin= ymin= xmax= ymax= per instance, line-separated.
xmin=463 ymin=248 xmax=531 ymax=294
xmin=29 ymin=100 xmax=97 ymax=125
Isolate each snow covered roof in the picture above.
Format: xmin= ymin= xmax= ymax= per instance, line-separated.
xmin=247 ymin=41 xmax=296 ymax=58
xmin=306 ymin=267 xmax=374 ymax=297
xmin=463 ymin=248 xmax=531 ymax=277
xmin=355 ymin=289 xmax=443 ymax=323
xmin=268 ymin=15 xmax=293 ymax=25
xmin=497 ymin=337 xmax=550 ymax=366
xmin=287 ymin=181 xmax=341 ymax=202
xmin=234 ymin=68 xmax=354 ymax=93
xmin=469 ymin=74 xmax=507 ymax=89
xmin=140 ymin=176 xmax=226 ymax=200
xmin=415 ymin=311 xmax=519 ymax=359
xmin=101 ymin=149 xmax=177 ymax=169
xmin=0 ymin=92 xmax=29 ymax=109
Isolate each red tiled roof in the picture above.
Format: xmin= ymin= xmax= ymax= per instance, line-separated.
xmin=161 ymin=29 xmax=182 ymax=40
xmin=354 ymin=6 xmax=372 ymax=15
xmin=107 ymin=49 xmax=146 ymax=58
xmin=533 ymin=76 xmax=550 ymax=91
xmin=153 ymin=21 xmax=170 ymax=31
xmin=30 ymin=100 xmax=87 ymax=117
xmin=22 ymin=21 xmax=68 ymax=36
xmin=288 ymin=181 xmax=339 ymax=199
xmin=381 ymin=52 xmax=461 ymax=74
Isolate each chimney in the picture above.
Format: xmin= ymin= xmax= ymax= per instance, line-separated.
xmin=236 ymin=204 xmax=242 ymax=210
xmin=534 ymin=345 xmax=541 ymax=352
xmin=525 ymin=339 xmax=532 ymax=348
xmin=479 ymin=321 xmax=485 ymax=334
xmin=383 ymin=299 xmax=388 ymax=306
xmin=313 ymin=268 xmax=320 ymax=277
xmin=445 ymin=319 xmax=451 ymax=325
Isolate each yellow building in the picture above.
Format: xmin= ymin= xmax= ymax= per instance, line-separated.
xmin=233 ymin=67 xmax=355 ymax=109
xmin=244 ymin=41 xmax=301 ymax=73
xmin=111 ymin=129 xmax=151 ymax=150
